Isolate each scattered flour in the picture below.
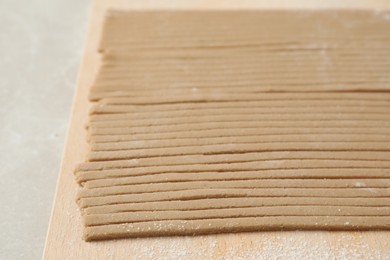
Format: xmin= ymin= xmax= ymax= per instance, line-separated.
xmin=104 ymin=231 xmax=388 ymax=260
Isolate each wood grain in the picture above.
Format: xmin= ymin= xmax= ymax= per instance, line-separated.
xmin=43 ymin=0 xmax=390 ymax=259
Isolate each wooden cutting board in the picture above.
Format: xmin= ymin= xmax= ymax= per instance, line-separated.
xmin=43 ymin=0 xmax=390 ymax=259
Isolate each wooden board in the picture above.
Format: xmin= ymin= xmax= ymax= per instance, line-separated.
xmin=43 ymin=0 xmax=390 ymax=259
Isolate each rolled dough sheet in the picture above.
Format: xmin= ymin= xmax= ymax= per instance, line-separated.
xmin=76 ymin=10 xmax=390 ymax=241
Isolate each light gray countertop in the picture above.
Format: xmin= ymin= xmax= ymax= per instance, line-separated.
xmin=0 ymin=0 xmax=89 ymax=259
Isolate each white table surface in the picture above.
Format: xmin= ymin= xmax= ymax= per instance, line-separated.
xmin=0 ymin=0 xmax=89 ymax=259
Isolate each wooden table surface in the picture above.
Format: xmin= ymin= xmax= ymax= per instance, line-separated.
xmin=43 ymin=0 xmax=390 ymax=259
